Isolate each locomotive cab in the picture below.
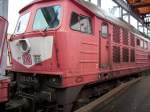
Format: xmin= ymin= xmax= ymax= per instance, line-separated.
xmin=9 ymin=0 xmax=64 ymax=74
xmin=7 ymin=0 xmax=98 ymax=112
xmin=9 ymin=0 xmax=99 ymax=87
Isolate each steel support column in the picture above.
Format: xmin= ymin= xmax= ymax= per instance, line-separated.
xmin=97 ymin=0 xmax=101 ymax=7
xmin=112 ymin=0 xmax=144 ymax=24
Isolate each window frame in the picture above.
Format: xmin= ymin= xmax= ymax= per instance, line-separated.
xmin=101 ymin=22 xmax=109 ymax=38
xmin=32 ymin=5 xmax=62 ymax=31
xmin=70 ymin=12 xmax=93 ymax=35
xmin=15 ymin=12 xmax=31 ymax=34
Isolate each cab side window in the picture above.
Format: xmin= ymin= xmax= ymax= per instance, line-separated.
xmin=70 ymin=12 xmax=92 ymax=34
xmin=101 ymin=22 xmax=109 ymax=38
xmin=70 ymin=12 xmax=80 ymax=31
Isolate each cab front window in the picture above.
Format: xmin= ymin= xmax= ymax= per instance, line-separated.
xmin=33 ymin=5 xmax=61 ymax=30
xmin=15 ymin=12 xmax=31 ymax=34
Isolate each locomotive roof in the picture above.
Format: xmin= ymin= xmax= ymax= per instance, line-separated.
xmin=20 ymin=0 xmax=149 ymax=40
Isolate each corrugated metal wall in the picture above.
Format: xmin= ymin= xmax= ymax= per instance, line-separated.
xmin=0 ymin=0 xmax=8 ymax=19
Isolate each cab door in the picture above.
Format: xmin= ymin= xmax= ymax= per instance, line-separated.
xmin=0 ymin=17 xmax=8 ymax=75
xmin=69 ymin=12 xmax=99 ymax=76
xmin=99 ymin=22 xmax=110 ymax=71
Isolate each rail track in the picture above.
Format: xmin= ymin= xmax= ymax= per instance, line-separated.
xmin=74 ymin=77 xmax=141 ymax=112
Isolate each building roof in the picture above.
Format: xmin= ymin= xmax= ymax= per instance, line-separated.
xmin=127 ymin=0 xmax=150 ymax=15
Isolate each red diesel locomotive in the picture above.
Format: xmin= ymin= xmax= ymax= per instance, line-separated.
xmin=6 ymin=0 xmax=150 ymax=112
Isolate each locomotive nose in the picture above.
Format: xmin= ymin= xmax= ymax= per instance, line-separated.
xmin=17 ymin=39 xmax=31 ymax=52
xmin=10 ymin=36 xmax=54 ymax=68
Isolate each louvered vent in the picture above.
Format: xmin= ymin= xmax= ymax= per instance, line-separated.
xmin=123 ymin=28 xmax=128 ymax=45
xmin=123 ymin=48 xmax=129 ymax=62
xmin=130 ymin=33 xmax=135 ymax=47
xmin=113 ymin=25 xmax=120 ymax=43
xmin=113 ymin=46 xmax=120 ymax=63
xmin=130 ymin=49 xmax=135 ymax=62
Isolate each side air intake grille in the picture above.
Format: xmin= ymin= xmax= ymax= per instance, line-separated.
xmin=130 ymin=49 xmax=135 ymax=62
xmin=123 ymin=28 xmax=128 ymax=45
xmin=113 ymin=25 xmax=120 ymax=43
xmin=123 ymin=47 xmax=129 ymax=62
xmin=130 ymin=33 xmax=135 ymax=47
xmin=113 ymin=46 xmax=120 ymax=63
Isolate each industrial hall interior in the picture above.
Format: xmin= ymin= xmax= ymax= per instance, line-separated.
xmin=0 ymin=0 xmax=150 ymax=112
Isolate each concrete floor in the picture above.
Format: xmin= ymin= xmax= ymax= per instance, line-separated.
xmin=95 ymin=75 xmax=150 ymax=112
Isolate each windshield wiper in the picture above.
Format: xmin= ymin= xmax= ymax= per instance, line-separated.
xmin=38 ymin=26 xmax=49 ymax=37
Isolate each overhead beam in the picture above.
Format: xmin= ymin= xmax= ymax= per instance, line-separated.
xmin=127 ymin=0 xmax=141 ymax=4
xmin=131 ymin=2 xmax=150 ymax=8
xmin=137 ymin=7 xmax=150 ymax=15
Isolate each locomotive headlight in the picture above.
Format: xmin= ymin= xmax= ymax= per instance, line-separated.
xmin=17 ymin=39 xmax=31 ymax=52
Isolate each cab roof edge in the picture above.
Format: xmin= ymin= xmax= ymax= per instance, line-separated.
xmin=19 ymin=0 xmax=50 ymax=13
